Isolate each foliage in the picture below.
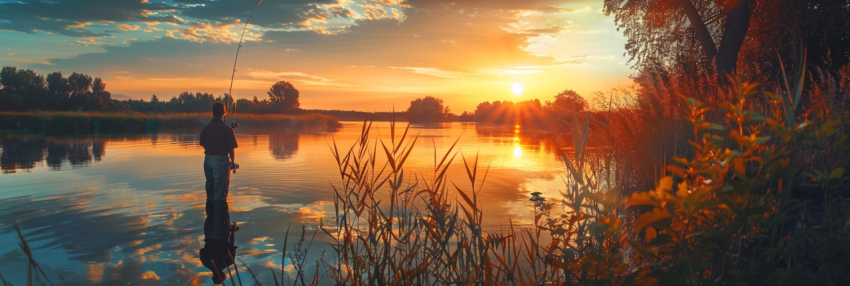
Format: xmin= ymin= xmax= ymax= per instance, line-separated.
xmin=0 ymin=67 xmax=127 ymax=112
xmin=603 ymin=0 xmax=850 ymax=81
xmin=267 ymin=81 xmax=301 ymax=113
xmin=124 ymin=91 xmax=233 ymax=113
xmin=550 ymin=89 xmax=589 ymax=112
xmin=473 ymin=90 xmax=590 ymax=130
xmin=0 ymin=67 xmax=306 ymax=115
xmin=407 ymin=96 xmax=449 ymax=123
xmin=263 ymin=52 xmax=850 ymax=285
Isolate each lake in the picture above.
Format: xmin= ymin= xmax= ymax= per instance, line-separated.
xmin=0 ymin=121 xmax=571 ymax=285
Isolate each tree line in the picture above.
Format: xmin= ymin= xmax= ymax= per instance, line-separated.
xmin=0 ymin=67 xmax=123 ymax=112
xmin=405 ymin=89 xmax=589 ymax=127
xmin=0 ymin=67 xmax=302 ymax=114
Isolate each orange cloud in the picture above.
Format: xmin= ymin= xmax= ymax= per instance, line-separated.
xmin=165 ymin=20 xmax=260 ymax=44
xmin=116 ymin=24 xmax=141 ymax=31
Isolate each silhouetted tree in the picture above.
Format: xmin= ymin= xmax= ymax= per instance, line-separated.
xmin=547 ymin=89 xmax=588 ymax=112
xmin=407 ymin=96 xmax=448 ymax=123
xmin=267 ymin=81 xmax=300 ymax=113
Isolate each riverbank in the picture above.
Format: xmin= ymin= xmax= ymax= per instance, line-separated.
xmin=0 ymin=111 xmax=341 ymax=135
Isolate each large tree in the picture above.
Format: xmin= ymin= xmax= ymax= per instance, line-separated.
xmin=267 ymin=81 xmax=300 ymax=112
xmin=407 ymin=96 xmax=449 ymax=123
xmin=604 ymin=0 xmax=850 ymax=78
xmin=548 ymin=89 xmax=588 ymax=112
xmin=604 ymin=0 xmax=754 ymax=77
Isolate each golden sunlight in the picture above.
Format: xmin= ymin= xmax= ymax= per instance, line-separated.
xmin=510 ymin=82 xmax=525 ymax=96
xmin=513 ymin=146 xmax=522 ymax=158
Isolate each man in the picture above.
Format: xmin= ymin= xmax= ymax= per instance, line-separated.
xmin=200 ymin=102 xmax=238 ymax=201
xmin=199 ymin=102 xmax=238 ymax=285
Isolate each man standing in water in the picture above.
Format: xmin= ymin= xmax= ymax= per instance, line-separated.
xmin=200 ymin=102 xmax=238 ymax=201
xmin=199 ymin=102 xmax=239 ymax=285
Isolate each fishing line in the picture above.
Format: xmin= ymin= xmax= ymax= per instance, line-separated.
xmin=227 ymin=0 xmax=263 ymax=129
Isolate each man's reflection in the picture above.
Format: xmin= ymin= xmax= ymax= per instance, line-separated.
xmin=199 ymin=200 xmax=238 ymax=285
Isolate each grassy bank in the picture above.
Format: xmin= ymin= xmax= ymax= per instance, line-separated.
xmin=0 ymin=111 xmax=341 ymax=135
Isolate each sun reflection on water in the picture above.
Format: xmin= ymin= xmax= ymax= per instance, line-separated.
xmin=513 ymin=146 xmax=522 ymax=158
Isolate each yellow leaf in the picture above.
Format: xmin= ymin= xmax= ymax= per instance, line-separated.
xmin=629 ymin=192 xmax=656 ymax=206
xmin=635 ymin=208 xmax=671 ymax=231
xmin=676 ymin=180 xmax=689 ymax=199
xmin=734 ymin=158 xmax=746 ymax=175
xmin=666 ymin=165 xmax=687 ymax=179
xmin=656 ymin=176 xmax=673 ymax=193
xmin=645 ymin=227 xmax=657 ymax=242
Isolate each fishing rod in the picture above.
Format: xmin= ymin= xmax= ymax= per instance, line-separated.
xmin=226 ymin=0 xmax=264 ymax=129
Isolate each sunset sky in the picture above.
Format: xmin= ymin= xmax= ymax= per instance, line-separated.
xmin=0 ymin=0 xmax=632 ymax=112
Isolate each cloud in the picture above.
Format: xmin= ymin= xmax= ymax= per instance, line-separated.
xmin=391 ymin=67 xmax=465 ymax=79
xmin=6 ymin=52 xmax=12 ymax=57
xmin=73 ymin=37 xmax=111 ymax=46
xmin=524 ymin=25 xmax=567 ymax=35
xmin=327 ymin=6 xmax=356 ymax=18
xmin=174 ymin=0 xmax=338 ymax=29
xmin=536 ymin=5 xmax=592 ymax=13
xmin=260 ymin=8 xmax=558 ymax=72
xmin=115 ymin=24 xmax=141 ymax=31
xmin=165 ymin=20 xmax=261 ymax=44
xmin=403 ymin=0 xmax=586 ymax=10
xmin=476 ymin=68 xmax=542 ymax=77
xmin=247 ymin=69 xmax=350 ymax=86
xmin=67 ymin=22 xmax=93 ymax=28
xmin=0 ymin=0 xmax=175 ymax=37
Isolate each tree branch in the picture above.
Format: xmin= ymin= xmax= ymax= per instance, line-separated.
xmin=673 ymin=0 xmax=718 ymax=64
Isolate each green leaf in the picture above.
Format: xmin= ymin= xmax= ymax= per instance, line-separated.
xmin=830 ymin=168 xmax=845 ymax=179
xmin=708 ymin=123 xmax=725 ymax=130
xmin=791 ymin=45 xmax=807 ymax=110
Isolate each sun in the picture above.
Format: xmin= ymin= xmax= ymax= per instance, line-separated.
xmin=511 ymin=82 xmax=525 ymax=96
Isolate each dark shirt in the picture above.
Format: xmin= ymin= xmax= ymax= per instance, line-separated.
xmin=200 ymin=118 xmax=238 ymax=155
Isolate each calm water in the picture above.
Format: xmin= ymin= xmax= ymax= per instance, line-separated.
xmin=0 ymin=122 xmax=569 ymax=285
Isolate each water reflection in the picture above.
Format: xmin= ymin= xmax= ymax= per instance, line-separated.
xmin=0 ymin=122 xmax=579 ymax=285
xmin=0 ymin=137 xmax=45 ymax=172
xmin=0 ymin=132 xmax=312 ymax=174
xmin=200 ymin=200 xmax=237 ymax=285
xmin=269 ymin=133 xmax=300 ymax=160
xmin=0 ymin=136 xmax=110 ymax=173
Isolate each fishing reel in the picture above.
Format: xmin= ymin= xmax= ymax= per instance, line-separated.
xmin=231 ymin=123 xmax=239 ymax=129
xmin=230 ymin=163 xmax=240 ymax=172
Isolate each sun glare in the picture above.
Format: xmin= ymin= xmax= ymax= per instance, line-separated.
xmin=513 ymin=146 xmax=522 ymax=158
xmin=511 ymin=82 xmax=525 ymax=96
